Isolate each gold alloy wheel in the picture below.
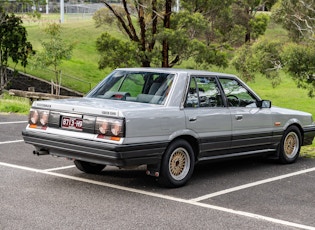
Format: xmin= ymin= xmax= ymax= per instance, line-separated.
xmin=169 ymin=147 xmax=190 ymax=180
xmin=283 ymin=131 xmax=299 ymax=159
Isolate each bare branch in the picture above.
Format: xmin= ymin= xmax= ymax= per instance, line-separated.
xmin=289 ymin=0 xmax=315 ymax=40
xmin=169 ymin=55 xmax=180 ymax=68
xmin=134 ymin=0 xmax=164 ymax=19
xmin=265 ymin=60 xmax=283 ymax=72
xmin=122 ymin=0 xmax=139 ymax=42
xmin=299 ymin=0 xmax=315 ymax=13
xmin=102 ymin=1 xmax=139 ymax=42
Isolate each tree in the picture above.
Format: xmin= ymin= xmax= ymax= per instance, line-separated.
xmin=233 ymin=1 xmax=315 ymax=97
xmin=272 ymin=0 xmax=315 ymax=96
xmin=272 ymin=0 xmax=315 ymax=42
xmin=95 ymin=0 xmax=229 ymax=68
xmin=281 ymin=42 xmax=315 ymax=97
xmin=180 ymin=0 xmax=239 ymax=45
xmin=182 ymin=0 xmax=271 ymax=44
xmin=232 ymin=38 xmax=283 ymax=87
xmin=31 ymin=23 xmax=74 ymax=95
xmin=0 ymin=6 xmax=32 ymax=93
xmin=231 ymin=44 xmax=257 ymax=82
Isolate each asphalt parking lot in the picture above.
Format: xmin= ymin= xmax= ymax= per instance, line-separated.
xmin=1 ymin=113 xmax=315 ymax=230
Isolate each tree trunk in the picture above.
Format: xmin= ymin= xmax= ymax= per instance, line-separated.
xmin=141 ymin=60 xmax=151 ymax=67
xmin=245 ymin=32 xmax=250 ymax=43
xmin=0 ymin=65 xmax=7 ymax=92
xmin=148 ymin=0 xmax=157 ymax=52
xmin=138 ymin=1 xmax=150 ymax=67
xmin=244 ymin=5 xmax=251 ymax=43
xmin=161 ymin=0 xmax=172 ymax=67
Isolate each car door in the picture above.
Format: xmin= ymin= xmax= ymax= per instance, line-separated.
xmin=218 ymin=77 xmax=274 ymax=153
xmin=184 ymin=75 xmax=232 ymax=160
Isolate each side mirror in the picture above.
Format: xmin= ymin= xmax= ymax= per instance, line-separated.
xmin=257 ymin=100 xmax=271 ymax=108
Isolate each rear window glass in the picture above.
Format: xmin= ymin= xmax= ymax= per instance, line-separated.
xmin=88 ymin=71 xmax=175 ymax=105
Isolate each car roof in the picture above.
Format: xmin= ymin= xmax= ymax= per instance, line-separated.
xmin=115 ymin=67 xmax=236 ymax=78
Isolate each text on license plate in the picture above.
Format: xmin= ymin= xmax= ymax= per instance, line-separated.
xmin=61 ymin=117 xmax=83 ymax=130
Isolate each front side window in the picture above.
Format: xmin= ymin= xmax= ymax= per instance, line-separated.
xmin=185 ymin=76 xmax=224 ymax=108
xmin=88 ymin=71 xmax=175 ymax=105
xmin=219 ymin=78 xmax=257 ymax=107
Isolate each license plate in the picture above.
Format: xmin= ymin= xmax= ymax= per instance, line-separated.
xmin=61 ymin=116 xmax=83 ymax=130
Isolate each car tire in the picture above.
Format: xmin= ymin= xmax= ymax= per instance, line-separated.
xmin=74 ymin=160 xmax=106 ymax=174
xmin=278 ymin=126 xmax=301 ymax=164
xmin=158 ymin=139 xmax=195 ymax=188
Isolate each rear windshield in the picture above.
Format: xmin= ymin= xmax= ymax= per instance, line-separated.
xmin=88 ymin=70 xmax=175 ymax=105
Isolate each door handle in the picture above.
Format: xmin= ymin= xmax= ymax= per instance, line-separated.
xmin=235 ymin=115 xmax=243 ymax=121
xmin=189 ymin=117 xmax=197 ymax=122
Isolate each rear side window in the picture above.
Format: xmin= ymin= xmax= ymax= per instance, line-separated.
xmin=185 ymin=76 xmax=224 ymax=108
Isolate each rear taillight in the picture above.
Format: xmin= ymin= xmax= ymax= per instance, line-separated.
xmin=95 ymin=117 xmax=124 ymax=141
xmin=29 ymin=109 xmax=50 ymax=129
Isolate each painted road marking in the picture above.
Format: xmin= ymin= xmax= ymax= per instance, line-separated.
xmin=190 ymin=167 xmax=315 ymax=202
xmin=1 ymin=161 xmax=314 ymax=230
xmin=0 ymin=140 xmax=24 ymax=145
xmin=43 ymin=165 xmax=76 ymax=172
xmin=0 ymin=121 xmax=27 ymax=125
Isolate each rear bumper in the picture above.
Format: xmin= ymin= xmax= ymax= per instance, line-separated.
xmin=303 ymin=125 xmax=315 ymax=145
xmin=22 ymin=130 xmax=167 ymax=167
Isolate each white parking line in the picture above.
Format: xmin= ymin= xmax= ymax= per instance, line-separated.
xmin=0 ymin=121 xmax=27 ymax=125
xmin=1 ymin=161 xmax=314 ymax=230
xmin=190 ymin=167 xmax=315 ymax=202
xmin=43 ymin=165 xmax=76 ymax=172
xmin=0 ymin=140 xmax=24 ymax=145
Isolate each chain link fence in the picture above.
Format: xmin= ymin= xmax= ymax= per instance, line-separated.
xmin=1 ymin=1 xmax=121 ymax=15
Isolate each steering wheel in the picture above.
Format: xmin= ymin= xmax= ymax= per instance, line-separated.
xmin=227 ymin=95 xmax=240 ymax=107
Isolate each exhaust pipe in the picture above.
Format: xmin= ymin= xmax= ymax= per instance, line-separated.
xmin=33 ymin=150 xmax=49 ymax=156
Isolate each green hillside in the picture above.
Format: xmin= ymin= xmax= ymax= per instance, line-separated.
xmin=13 ymin=14 xmax=315 ymax=118
xmin=2 ymin=14 xmax=314 ymax=154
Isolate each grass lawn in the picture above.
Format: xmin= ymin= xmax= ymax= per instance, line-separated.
xmin=0 ymin=92 xmax=30 ymax=114
xmin=19 ymin=15 xmax=113 ymax=92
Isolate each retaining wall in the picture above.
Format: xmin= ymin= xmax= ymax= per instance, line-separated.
xmin=6 ymin=68 xmax=84 ymax=97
